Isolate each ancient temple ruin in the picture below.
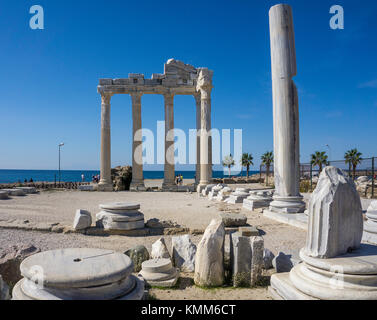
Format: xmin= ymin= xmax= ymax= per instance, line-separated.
xmin=97 ymin=59 xmax=213 ymax=191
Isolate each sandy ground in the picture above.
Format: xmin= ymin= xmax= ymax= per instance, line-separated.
xmin=0 ymin=182 xmax=370 ymax=300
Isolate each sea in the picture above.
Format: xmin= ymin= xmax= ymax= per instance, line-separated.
xmin=0 ymin=169 xmax=259 ymax=184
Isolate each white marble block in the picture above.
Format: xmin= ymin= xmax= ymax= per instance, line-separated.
xmin=194 ymin=219 xmax=225 ymax=287
xmin=305 ymin=167 xmax=363 ymax=259
xmin=73 ymin=209 xmax=92 ymax=230
xmin=172 ymin=235 xmax=197 ymax=272
xmin=139 ymin=258 xmax=179 ymax=287
xmin=96 ymin=202 xmax=144 ymax=231
xmin=208 ymin=184 xmax=225 ymax=200
xmin=215 ymin=187 xmax=232 ymax=202
xmin=151 ymin=237 xmax=171 ymax=260
xmin=12 ymin=248 xmax=145 ymax=300
xmin=363 ymin=200 xmax=377 ymax=245
xmin=225 ymin=188 xmax=250 ymax=204
xmin=243 ymin=190 xmax=274 ymax=211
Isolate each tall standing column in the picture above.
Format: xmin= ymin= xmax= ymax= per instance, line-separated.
xmin=268 ymin=4 xmax=305 ymax=213
xmin=208 ymin=97 xmax=213 ymax=183
xmin=195 ymin=93 xmax=201 ymax=185
xmin=98 ymin=92 xmax=113 ymax=191
xmin=162 ymin=93 xmax=175 ymax=188
xmin=196 ymin=68 xmax=214 ymax=191
xmin=130 ymin=92 xmax=145 ymax=190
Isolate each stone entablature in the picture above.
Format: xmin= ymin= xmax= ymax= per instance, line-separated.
xmin=98 ymin=59 xmax=211 ymax=96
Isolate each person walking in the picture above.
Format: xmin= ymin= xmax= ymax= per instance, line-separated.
xmin=81 ymin=174 xmax=85 ymax=182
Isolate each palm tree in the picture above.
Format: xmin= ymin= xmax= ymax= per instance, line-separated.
xmin=241 ymin=153 xmax=254 ymax=178
xmin=222 ymin=154 xmax=235 ymax=178
xmin=310 ymin=151 xmax=329 ymax=174
xmin=261 ymin=151 xmax=274 ymax=185
xmin=345 ymin=148 xmax=362 ymax=180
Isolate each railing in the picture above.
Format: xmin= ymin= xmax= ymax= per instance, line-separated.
xmin=260 ymin=157 xmax=376 ymax=198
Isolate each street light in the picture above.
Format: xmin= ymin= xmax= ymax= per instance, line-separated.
xmin=58 ymin=143 xmax=64 ymax=183
xmin=326 ymin=144 xmax=332 ymax=163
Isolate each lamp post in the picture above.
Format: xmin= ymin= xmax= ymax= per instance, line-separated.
xmin=58 ymin=143 xmax=64 ymax=183
xmin=326 ymin=144 xmax=332 ymax=163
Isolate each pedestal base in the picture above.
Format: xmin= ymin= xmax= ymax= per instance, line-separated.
xmin=269 ymin=195 xmax=306 ymax=214
xmin=98 ymin=183 xmax=113 ymax=192
xmin=270 ymin=244 xmax=377 ymax=300
xmin=130 ymin=181 xmax=146 ymax=191
xmin=363 ymin=220 xmax=377 ymax=245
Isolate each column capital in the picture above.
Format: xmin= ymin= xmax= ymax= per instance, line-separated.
xmin=130 ymin=91 xmax=143 ymax=98
xmin=196 ymin=68 xmax=213 ymax=97
xmin=101 ymin=92 xmax=112 ymax=104
xmin=163 ymin=92 xmax=175 ymax=100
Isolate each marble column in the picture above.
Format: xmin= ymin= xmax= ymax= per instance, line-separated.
xmin=98 ymin=92 xmax=113 ymax=191
xmin=130 ymin=92 xmax=145 ymax=190
xmin=268 ymin=4 xmax=305 ymax=213
xmin=196 ymin=68 xmax=213 ymax=190
xmin=195 ymin=93 xmax=201 ymax=185
xmin=162 ymin=93 xmax=175 ymax=188
xmin=208 ymin=97 xmax=213 ymax=183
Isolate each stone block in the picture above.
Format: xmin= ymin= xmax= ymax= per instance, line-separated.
xmin=124 ymin=245 xmax=150 ymax=273
xmin=220 ymin=212 xmax=247 ymax=227
xmin=239 ymin=226 xmax=259 ymax=237
xmin=151 ymin=237 xmax=171 ymax=260
xmin=305 ymin=167 xmax=363 ymax=258
xmin=12 ymin=248 xmax=144 ymax=300
xmin=73 ymin=209 xmax=92 ymax=230
xmin=194 ymin=219 xmax=225 ymax=287
xmin=172 ymin=235 xmax=196 ymax=272
xmin=99 ymin=79 xmax=113 ymax=85
xmin=139 ymin=258 xmax=179 ymax=287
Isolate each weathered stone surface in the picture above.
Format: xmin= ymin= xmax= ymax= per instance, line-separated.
xmin=151 ymin=238 xmax=171 ymax=260
xmin=239 ymin=226 xmax=259 ymax=237
xmin=305 ymin=167 xmax=363 ymax=259
xmin=73 ymin=209 xmax=92 ymax=230
xmin=250 ymin=236 xmax=264 ymax=286
xmin=215 ymin=187 xmax=232 ymax=202
xmin=243 ymin=190 xmax=273 ymax=211
xmin=100 ymin=202 xmax=140 ymax=211
xmin=225 ymin=189 xmax=250 ymax=204
xmin=0 ymin=244 xmax=40 ymax=289
xmin=0 ymin=191 xmax=9 ymax=200
xmin=78 ymin=185 xmax=95 ymax=191
xmin=194 ymin=219 xmax=225 ymax=287
xmin=201 ymin=184 xmax=216 ymax=196
xmin=172 ymin=235 xmax=196 ymax=272
xmin=208 ymin=184 xmax=225 ymax=200
xmin=363 ymin=200 xmax=377 ymax=244
xmin=13 ymin=248 xmax=144 ymax=300
xmin=96 ymin=202 xmax=144 ymax=231
xmin=124 ymin=245 xmax=150 ymax=272
xmin=220 ymin=212 xmax=247 ymax=227
xmin=15 ymin=187 xmax=37 ymax=194
xmin=263 ymin=248 xmax=275 ymax=270
xmin=139 ymin=258 xmax=179 ymax=287
xmin=230 ymin=232 xmax=251 ymax=287
xmin=2 ymin=189 xmax=25 ymax=196
xmin=0 ymin=275 xmax=10 ymax=300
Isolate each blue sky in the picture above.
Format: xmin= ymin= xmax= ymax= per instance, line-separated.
xmin=0 ymin=0 xmax=376 ymax=171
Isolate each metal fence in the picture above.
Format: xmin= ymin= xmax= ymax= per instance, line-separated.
xmin=260 ymin=157 xmax=376 ymax=198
